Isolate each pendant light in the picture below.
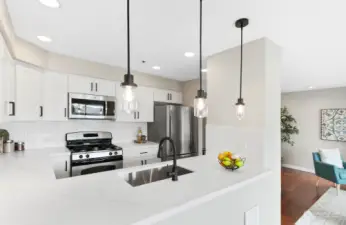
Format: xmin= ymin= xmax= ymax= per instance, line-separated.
xmin=194 ymin=0 xmax=208 ymax=118
xmin=121 ymin=0 xmax=138 ymax=114
xmin=235 ymin=18 xmax=249 ymax=120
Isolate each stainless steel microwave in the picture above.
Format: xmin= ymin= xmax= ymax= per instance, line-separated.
xmin=68 ymin=93 xmax=116 ymax=120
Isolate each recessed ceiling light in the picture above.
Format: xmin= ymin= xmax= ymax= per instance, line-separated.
xmin=37 ymin=36 xmax=52 ymax=43
xmin=308 ymin=86 xmax=314 ymax=89
xmin=152 ymin=66 xmax=161 ymax=70
xmin=184 ymin=52 xmax=195 ymax=58
xmin=201 ymin=69 xmax=208 ymax=73
xmin=39 ymin=0 xmax=60 ymax=8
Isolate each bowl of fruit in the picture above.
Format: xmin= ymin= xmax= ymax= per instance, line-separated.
xmin=218 ymin=151 xmax=246 ymax=171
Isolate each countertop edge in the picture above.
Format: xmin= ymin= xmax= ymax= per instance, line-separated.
xmin=132 ymin=170 xmax=273 ymax=225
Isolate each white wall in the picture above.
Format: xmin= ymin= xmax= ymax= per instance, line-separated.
xmin=205 ymin=38 xmax=281 ymax=225
xmin=282 ymin=87 xmax=346 ymax=170
xmin=182 ymin=79 xmax=199 ymax=106
xmin=0 ymin=121 xmax=146 ymax=149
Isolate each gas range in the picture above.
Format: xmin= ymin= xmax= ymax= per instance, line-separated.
xmin=66 ymin=131 xmax=123 ymax=177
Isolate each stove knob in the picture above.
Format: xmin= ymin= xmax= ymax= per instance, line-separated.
xmin=113 ymin=151 xmax=118 ymax=155
xmin=86 ymin=154 xmax=90 ymax=158
xmin=79 ymin=155 xmax=83 ymax=159
xmin=109 ymin=152 xmax=113 ymax=156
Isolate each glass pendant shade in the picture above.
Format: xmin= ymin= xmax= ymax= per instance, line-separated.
xmin=194 ymin=97 xmax=208 ymax=118
xmin=122 ymin=85 xmax=138 ymax=114
xmin=235 ymin=99 xmax=245 ymax=120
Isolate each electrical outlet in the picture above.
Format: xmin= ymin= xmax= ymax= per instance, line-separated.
xmin=245 ymin=205 xmax=259 ymax=225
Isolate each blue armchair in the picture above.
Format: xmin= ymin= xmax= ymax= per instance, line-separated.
xmin=312 ymin=152 xmax=346 ymax=195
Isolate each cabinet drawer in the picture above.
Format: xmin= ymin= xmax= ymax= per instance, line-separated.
xmin=122 ymin=146 xmax=158 ymax=159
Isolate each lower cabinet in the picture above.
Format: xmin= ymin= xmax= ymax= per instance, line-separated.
xmin=51 ymin=154 xmax=71 ymax=179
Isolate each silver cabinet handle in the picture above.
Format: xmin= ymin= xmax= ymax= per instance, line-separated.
xmin=167 ymin=93 xmax=169 ymax=101
xmin=134 ymin=112 xmax=136 ymax=119
xmin=64 ymin=108 xmax=67 ymax=117
xmin=65 ymin=161 xmax=68 ymax=171
xmin=137 ymin=112 xmax=139 ymax=119
xmin=91 ymin=82 xmax=93 ymax=91
xmin=170 ymin=93 xmax=172 ymax=100
xmin=95 ymin=83 xmax=98 ymax=92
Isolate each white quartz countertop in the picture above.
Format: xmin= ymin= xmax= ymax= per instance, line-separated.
xmin=0 ymin=146 xmax=271 ymax=225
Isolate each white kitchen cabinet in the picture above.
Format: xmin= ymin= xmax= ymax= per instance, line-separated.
xmin=153 ymin=88 xmax=182 ymax=104
xmin=1 ymin=39 xmax=15 ymax=122
xmin=15 ymin=64 xmax=42 ymax=121
xmin=94 ymin=78 xmax=115 ymax=96
xmin=68 ymin=75 xmax=115 ymax=96
xmin=51 ymin=154 xmax=71 ymax=179
xmin=136 ymin=86 xmax=154 ymax=122
xmin=42 ymin=71 xmax=68 ymax=121
xmin=68 ymin=75 xmax=94 ymax=95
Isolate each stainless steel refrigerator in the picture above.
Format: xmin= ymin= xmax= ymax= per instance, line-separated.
xmin=148 ymin=105 xmax=205 ymax=160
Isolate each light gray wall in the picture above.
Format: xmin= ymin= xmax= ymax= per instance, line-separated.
xmin=205 ymin=38 xmax=282 ymax=225
xmin=182 ymin=79 xmax=199 ymax=106
xmin=0 ymin=0 xmax=183 ymax=92
xmin=282 ymin=87 xmax=346 ymax=170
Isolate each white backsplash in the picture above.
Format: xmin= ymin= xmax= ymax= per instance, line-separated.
xmin=0 ymin=121 xmax=147 ymax=149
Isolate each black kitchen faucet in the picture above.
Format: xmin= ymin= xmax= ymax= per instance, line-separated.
xmin=157 ymin=137 xmax=178 ymax=181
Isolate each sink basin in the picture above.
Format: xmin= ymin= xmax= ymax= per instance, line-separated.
xmin=124 ymin=165 xmax=193 ymax=187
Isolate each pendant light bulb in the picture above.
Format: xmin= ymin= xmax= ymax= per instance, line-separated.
xmin=194 ymin=95 xmax=208 ymax=118
xmin=235 ymin=99 xmax=245 ymax=120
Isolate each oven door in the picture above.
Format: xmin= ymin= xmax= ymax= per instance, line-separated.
xmin=71 ymin=160 xmax=123 ymax=177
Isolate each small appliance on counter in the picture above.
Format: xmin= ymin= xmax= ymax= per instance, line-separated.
xmin=4 ymin=140 xmax=14 ymax=153
xmin=66 ymin=131 xmax=123 ymax=177
xmin=14 ymin=142 xmax=25 ymax=151
xmin=0 ymin=129 xmax=9 ymax=154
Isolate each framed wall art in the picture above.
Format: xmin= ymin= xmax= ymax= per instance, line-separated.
xmin=321 ymin=108 xmax=346 ymax=142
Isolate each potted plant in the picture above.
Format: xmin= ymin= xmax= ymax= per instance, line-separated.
xmin=281 ymin=107 xmax=299 ymax=146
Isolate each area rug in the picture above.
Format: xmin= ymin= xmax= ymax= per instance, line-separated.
xmin=296 ymin=188 xmax=346 ymax=225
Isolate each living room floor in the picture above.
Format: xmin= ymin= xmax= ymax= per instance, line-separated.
xmin=281 ymin=167 xmax=345 ymax=225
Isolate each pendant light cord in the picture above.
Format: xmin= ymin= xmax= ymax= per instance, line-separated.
xmin=199 ymin=0 xmax=203 ymax=91
xmin=239 ymin=25 xmax=243 ymax=99
xmin=127 ymin=0 xmax=131 ymax=75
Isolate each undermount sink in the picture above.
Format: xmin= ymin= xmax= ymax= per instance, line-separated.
xmin=123 ymin=165 xmax=193 ymax=187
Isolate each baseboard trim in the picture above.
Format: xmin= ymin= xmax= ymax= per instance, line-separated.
xmin=282 ymin=164 xmax=315 ymax=174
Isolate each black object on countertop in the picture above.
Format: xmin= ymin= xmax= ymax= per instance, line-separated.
xmin=157 ymin=137 xmax=178 ymax=181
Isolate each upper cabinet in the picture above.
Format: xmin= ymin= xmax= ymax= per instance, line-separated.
xmin=42 ymin=71 xmax=68 ymax=121
xmin=153 ymin=89 xmax=182 ymax=104
xmin=15 ymin=65 xmax=42 ymax=121
xmin=68 ymin=75 xmax=115 ymax=97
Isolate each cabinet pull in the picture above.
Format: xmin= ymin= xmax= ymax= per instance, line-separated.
xmin=167 ymin=93 xmax=169 ymax=101
xmin=170 ymin=93 xmax=172 ymax=100
xmin=95 ymin=83 xmax=98 ymax=92
xmin=9 ymin=101 xmax=15 ymax=116
xmin=65 ymin=161 xmax=68 ymax=171
xmin=137 ymin=112 xmax=139 ymax=119
xmin=40 ymin=106 xmax=43 ymax=117
xmin=64 ymin=108 xmax=67 ymax=117
xmin=91 ymin=82 xmax=93 ymax=91
xmin=140 ymin=152 xmax=148 ymax=154
xmin=134 ymin=112 xmax=136 ymax=119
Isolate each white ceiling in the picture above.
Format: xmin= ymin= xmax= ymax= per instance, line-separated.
xmin=5 ymin=0 xmax=346 ymax=92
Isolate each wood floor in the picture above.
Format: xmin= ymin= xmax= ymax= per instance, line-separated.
xmin=281 ymin=167 xmax=345 ymax=225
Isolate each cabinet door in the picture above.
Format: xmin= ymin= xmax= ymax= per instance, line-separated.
xmin=15 ymin=65 xmax=42 ymax=121
xmin=153 ymin=89 xmax=170 ymax=102
xmin=171 ymin=91 xmax=183 ymax=104
xmin=42 ymin=71 xmax=68 ymax=121
xmin=68 ymin=75 xmax=94 ymax=94
xmin=94 ymin=78 xmax=116 ymax=96
xmin=51 ymin=154 xmax=71 ymax=179
xmin=136 ymin=87 xmax=154 ymax=122
xmin=2 ymin=46 xmax=15 ymax=122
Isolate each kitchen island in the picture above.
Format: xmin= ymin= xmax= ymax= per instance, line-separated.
xmin=0 ymin=147 xmax=271 ymax=225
